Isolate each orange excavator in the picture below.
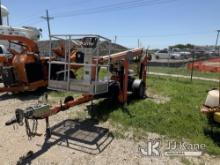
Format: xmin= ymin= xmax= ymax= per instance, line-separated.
xmin=0 ymin=34 xmax=48 ymax=93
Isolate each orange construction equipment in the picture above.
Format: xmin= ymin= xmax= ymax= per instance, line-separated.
xmin=0 ymin=55 xmax=7 ymax=63
xmin=97 ymin=48 xmax=149 ymax=103
xmin=0 ymin=34 xmax=48 ymax=93
xmin=5 ymin=35 xmax=151 ymax=139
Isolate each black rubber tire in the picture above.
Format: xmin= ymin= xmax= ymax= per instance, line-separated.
xmin=137 ymin=83 xmax=145 ymax=99
xmin=132 ymin=79 xmax=146 ymax=99
xmin=64 ymin=96 xmax=74 ymax=104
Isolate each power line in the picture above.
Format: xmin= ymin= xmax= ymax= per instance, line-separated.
xmin=16 ymin=13 xmax=50 ymax=26
xmin=16 ymin=0 xmax=105 ymax=25
xmin=49 ymin=0 xmax=96 ymax=12
xmin=15 ymin=0 xmax=178 ymax=25
xmin=54 ymin=0 xmax=175 ymax=18
xmin=53 ymin=0 xmax=149 ymax=16
xmin=15 ymin=0 xmax=93 ymax=25
xmin=16 ymin=18 xmax=44 ymax=27
xmin=52 ymin=0 xmax=179 ymax=18
xmin=41 ymin=10 xmax=54 ymax=39
xmin=114 ymin=31 xmax=215 ymax=38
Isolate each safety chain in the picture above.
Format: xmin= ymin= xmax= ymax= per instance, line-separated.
xmin=24 ymin=118 xmax=38 ymax=140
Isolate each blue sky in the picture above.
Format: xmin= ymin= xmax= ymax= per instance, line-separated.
xmin=2 ymin=0 xmax=220 ymax=48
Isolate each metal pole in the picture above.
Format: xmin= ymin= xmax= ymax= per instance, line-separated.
xmin=7 ymin=15 xmax=9 ymax=26
xmin=215 ymin=30 xmax=220 ymax=55
xmin=114 ymin=35 xmax=117 ymax=43
xmin=215 ymin=30 xmax=220 ymax=106
xmin=47 ymin=10 xmax=52 ymax=39
xmin=41 ymin=10 xmax=54 ymax=83
xmin=190 ymin=50 xmax=195 ymax=82
xmin=0 ymin=0 xmax=2 ymax=25
xmin=41 ymin=10 xmax=54 ymax=40
xmin=64 ymin=37 xmax=67 ymax=82
xmin=168 ymin=48 xmax=170 ymax=68
xmin=67 ymin=35 xmax=71 ymax=91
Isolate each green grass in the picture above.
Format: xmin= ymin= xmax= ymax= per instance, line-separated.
xmin=148 ymin=66 xmax=219 ymax=79
xmin=49 ymin=66 xmax=220 ymax=155
xmin=93 ymin=76 xmax=220 ymax=155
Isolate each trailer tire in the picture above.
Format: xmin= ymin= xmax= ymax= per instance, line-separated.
xmin=132 ymin=79 xmax=146 ymax=99
xmin=64 ymin=96 xmax=74 ymax=104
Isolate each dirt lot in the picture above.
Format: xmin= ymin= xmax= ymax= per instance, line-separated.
xmin=0 ymin=89 xmax=220 ymax=165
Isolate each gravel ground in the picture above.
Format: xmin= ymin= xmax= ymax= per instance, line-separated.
xmin=0 ymin=87 xmax=220 ymax=165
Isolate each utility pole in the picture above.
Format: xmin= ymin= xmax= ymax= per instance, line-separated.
xmin=138 ymin=39 xmax=140 ymax=48
xmin=41 ymin=10 xmax=54 ymax=83
xmin=0 ymin=0 xmax=2 ymax=25
xmin=190 ymin=49 xmax=195 ymax=82
xmin=215 ymin=30 xmax=220 ymax=51
xmin=215 ymin=30 xmax=220 ymax=106
xmin=114 ymin=35 xmax=117 ymax=43
xmin=41 ymin=10 xmax=54 ymax=39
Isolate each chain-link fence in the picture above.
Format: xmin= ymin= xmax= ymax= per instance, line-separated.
xmin=147 ymin=52 xmax=219 ymax=82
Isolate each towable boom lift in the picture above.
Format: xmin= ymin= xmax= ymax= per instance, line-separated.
xmin=5 ymin=34 xmax=151 ymax=138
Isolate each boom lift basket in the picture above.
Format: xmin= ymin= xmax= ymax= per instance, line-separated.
xmin=48 ymin=34 xmax=112 ymax=95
